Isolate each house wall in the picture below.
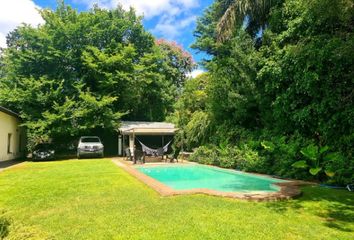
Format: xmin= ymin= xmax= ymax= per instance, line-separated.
xmin=0 ymin=111 xmax=26 ymax=161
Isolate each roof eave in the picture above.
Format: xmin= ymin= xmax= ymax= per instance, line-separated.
xmin=0 ymin=106 xmax=21 ymax=119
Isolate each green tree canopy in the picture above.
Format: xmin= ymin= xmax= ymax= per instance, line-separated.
xmin=0 ymin=2 xmax=193 ymax=147
xmin=189 ymin=0 xmax=353 ymax=184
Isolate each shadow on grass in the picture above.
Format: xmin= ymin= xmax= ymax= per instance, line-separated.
xmin=265 ymin=199 xmax=303 ymax=213
xmin=0 ymin=213 xmax=10 ymax=239
xmin=0 ymin=160 xmax=25 ymax=171
xmin=265 ymin=186 xmax=354 ymax=232
xmin=29 ymin=154 xmax=115 ymax=163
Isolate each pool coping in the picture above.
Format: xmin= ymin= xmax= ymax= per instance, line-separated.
xmin=111 ymin=158 xmax=315 ymax=201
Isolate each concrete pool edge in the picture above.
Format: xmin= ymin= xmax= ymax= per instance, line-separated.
xmin=111 ymin=158 xmax=315 ymax=201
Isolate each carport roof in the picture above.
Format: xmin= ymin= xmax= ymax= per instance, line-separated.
xmin=119 ymin=121 xmax=177 ymax=135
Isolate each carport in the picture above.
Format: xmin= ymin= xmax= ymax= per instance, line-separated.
xmin=118 ymin=121 xmax=178 ymax=156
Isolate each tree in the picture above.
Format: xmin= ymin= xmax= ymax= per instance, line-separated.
xmin=155 ymin=39 xmax=195 ymax=88
xmin=207 ymin=30 xmax=259 ymax=128
xmin=169 ymin=73 xmax=210 ymax=151
xmin=257 ymin=0 xmax=354 ymax=151
xmin=0 ymin=2 xmax=193 ymax=147
xmin=190 ymin=0 xmax=354 ymax=184
xmin=216 ymin=0 xmax=283 ymax=41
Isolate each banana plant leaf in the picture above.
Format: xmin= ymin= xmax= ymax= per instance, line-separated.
xmin=309 ymin=167 xmax=322 ymax=175
xmin=324 ymin=170 xmax=335 ymax=177
xmin=324 ymin=152 xmax=343 ymax=162
xmin=319 ymin=145 xmax=329 ymax=154
xmin=292 ymin=160 xmax=308 ymax=168
xmin=301 ymin=144 xmax=318 ymax=161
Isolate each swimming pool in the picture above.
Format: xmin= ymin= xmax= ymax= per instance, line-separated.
xmin=136 ymin=164 xmax=287 ymax=193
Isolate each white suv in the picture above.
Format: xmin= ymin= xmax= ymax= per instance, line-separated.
xmin=77 ymin=136 xmax=104 ymax=158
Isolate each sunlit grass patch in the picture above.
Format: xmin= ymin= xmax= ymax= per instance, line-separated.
xmin=0 ymin=159 xmax=353 ymax=239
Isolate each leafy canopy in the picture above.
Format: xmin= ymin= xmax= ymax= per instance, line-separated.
xmin=186 ymin=0 xmax=354 ymax=184
xmin=0 ymin=2 xmax=193 ymax=147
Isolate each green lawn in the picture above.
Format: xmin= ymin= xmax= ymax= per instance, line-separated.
xmin=0 ymin=160 xmax=353 ymax=240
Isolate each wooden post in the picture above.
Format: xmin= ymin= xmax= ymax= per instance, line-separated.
xmin=131 ymin=128 xmax=135 ymax=159
xmin=122 ymin=134 xmax=125 ymax=157
xmin=132 ymin=129 xmax=136 ymax=164
xmin=118 ymin=134 xmax=122 ymax=156
xmin=162 ymin=135 xmax=165 ymax=161
xmin=126 ymin=128 xmax=136 ymax=161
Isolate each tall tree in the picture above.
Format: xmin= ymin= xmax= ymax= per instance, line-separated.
xmin=0 ymin=2 xmax=193 ymax=146
xmin=155 ymin=39 xmax=195 ymax=89
xmin=169 ymin=73 xmax=210 ymax=151
xmin=216 ymin=0 xmax=283 ymax=41
xmin=257 ymin=0 xmax=354 ymax=149
xmin=190 ymin=0 xmax=353 ymax=184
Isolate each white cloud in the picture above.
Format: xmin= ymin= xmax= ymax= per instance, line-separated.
xmin=77 ymin=0 xmax=199 ymax=18
xmin=188 ymin=69 xmax=205 ymax=78
xmin=152 ymin=15 xmax=196 ymax=40
xmin=0 ymin=33 xmax=6 ymax=48
xmin=115 ymin=1 xmax=199 ymax=40
xmin=0 ymin=0 xmax=198 ymax=48
xmin=180 ymin=15 xmax=197 ymax=27
xmin=76 ymin=0 xmax=199 ymax=40
xmin=0 ymin=0 xmax=44 ymax=48
xmin=116 ymin=0 xmax=180 ymax=18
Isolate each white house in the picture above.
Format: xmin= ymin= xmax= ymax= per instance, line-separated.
xmin=0 ymin=106 xmax=26 ymax=161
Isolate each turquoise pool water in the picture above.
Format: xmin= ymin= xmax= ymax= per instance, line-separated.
xmin=136 ymin=165 xmax=287 ymax=193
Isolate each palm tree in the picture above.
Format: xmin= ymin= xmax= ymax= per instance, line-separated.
xmin=216 ymin=0 xmax=282 ymax=41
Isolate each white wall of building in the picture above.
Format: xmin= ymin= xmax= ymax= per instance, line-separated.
xmin=0 ymin=111 xmax=26 ymax=161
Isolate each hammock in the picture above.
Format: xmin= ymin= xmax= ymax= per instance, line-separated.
xmin=137 ymin=140 xmax=172 ymax=156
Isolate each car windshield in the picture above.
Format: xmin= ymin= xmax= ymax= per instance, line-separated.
xmin=81 ymin=137 xmax=100 ymax=143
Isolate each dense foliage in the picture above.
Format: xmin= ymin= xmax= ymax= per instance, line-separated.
xmin=0 ymin=0 xmax=352 ymax=184
xmin=0 ymin=2 xmax=193 ymax=147
xmin=172 ymin=0 xmax=353 ymax=184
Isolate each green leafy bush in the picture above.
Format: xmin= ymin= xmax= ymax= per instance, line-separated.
xmin=190 ymin=143 xmax=263 ymax=172
xmin=325 ymin=154 xmax=353 ymax=185
xmin=232 ymin=145 xmax=263 ymax=172
xmin=257 ymin=132 xmax=312 ymax=179
xmin=185 ymin=111 xmax=211 ymax=150
xmin=189 ymin=131 xmax=352 ymax=185
xmin=292 ymin=144 xmax=349 ymax=182
xmin=189 ymin=145 xmax=218 ymax=165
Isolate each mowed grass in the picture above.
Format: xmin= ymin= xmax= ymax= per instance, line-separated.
xmin=0 ymin=160 xmax=353 ymax=240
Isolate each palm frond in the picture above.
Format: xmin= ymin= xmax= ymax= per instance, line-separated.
xmin=216 ymin=0 xmax=281 ymax=42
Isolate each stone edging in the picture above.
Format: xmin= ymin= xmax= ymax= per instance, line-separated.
xmin=111 ymin=159 xmax=314 ymax=201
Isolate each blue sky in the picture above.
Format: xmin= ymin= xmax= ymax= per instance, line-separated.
xmin=0 ymin=0 xmax=213 ymax=75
